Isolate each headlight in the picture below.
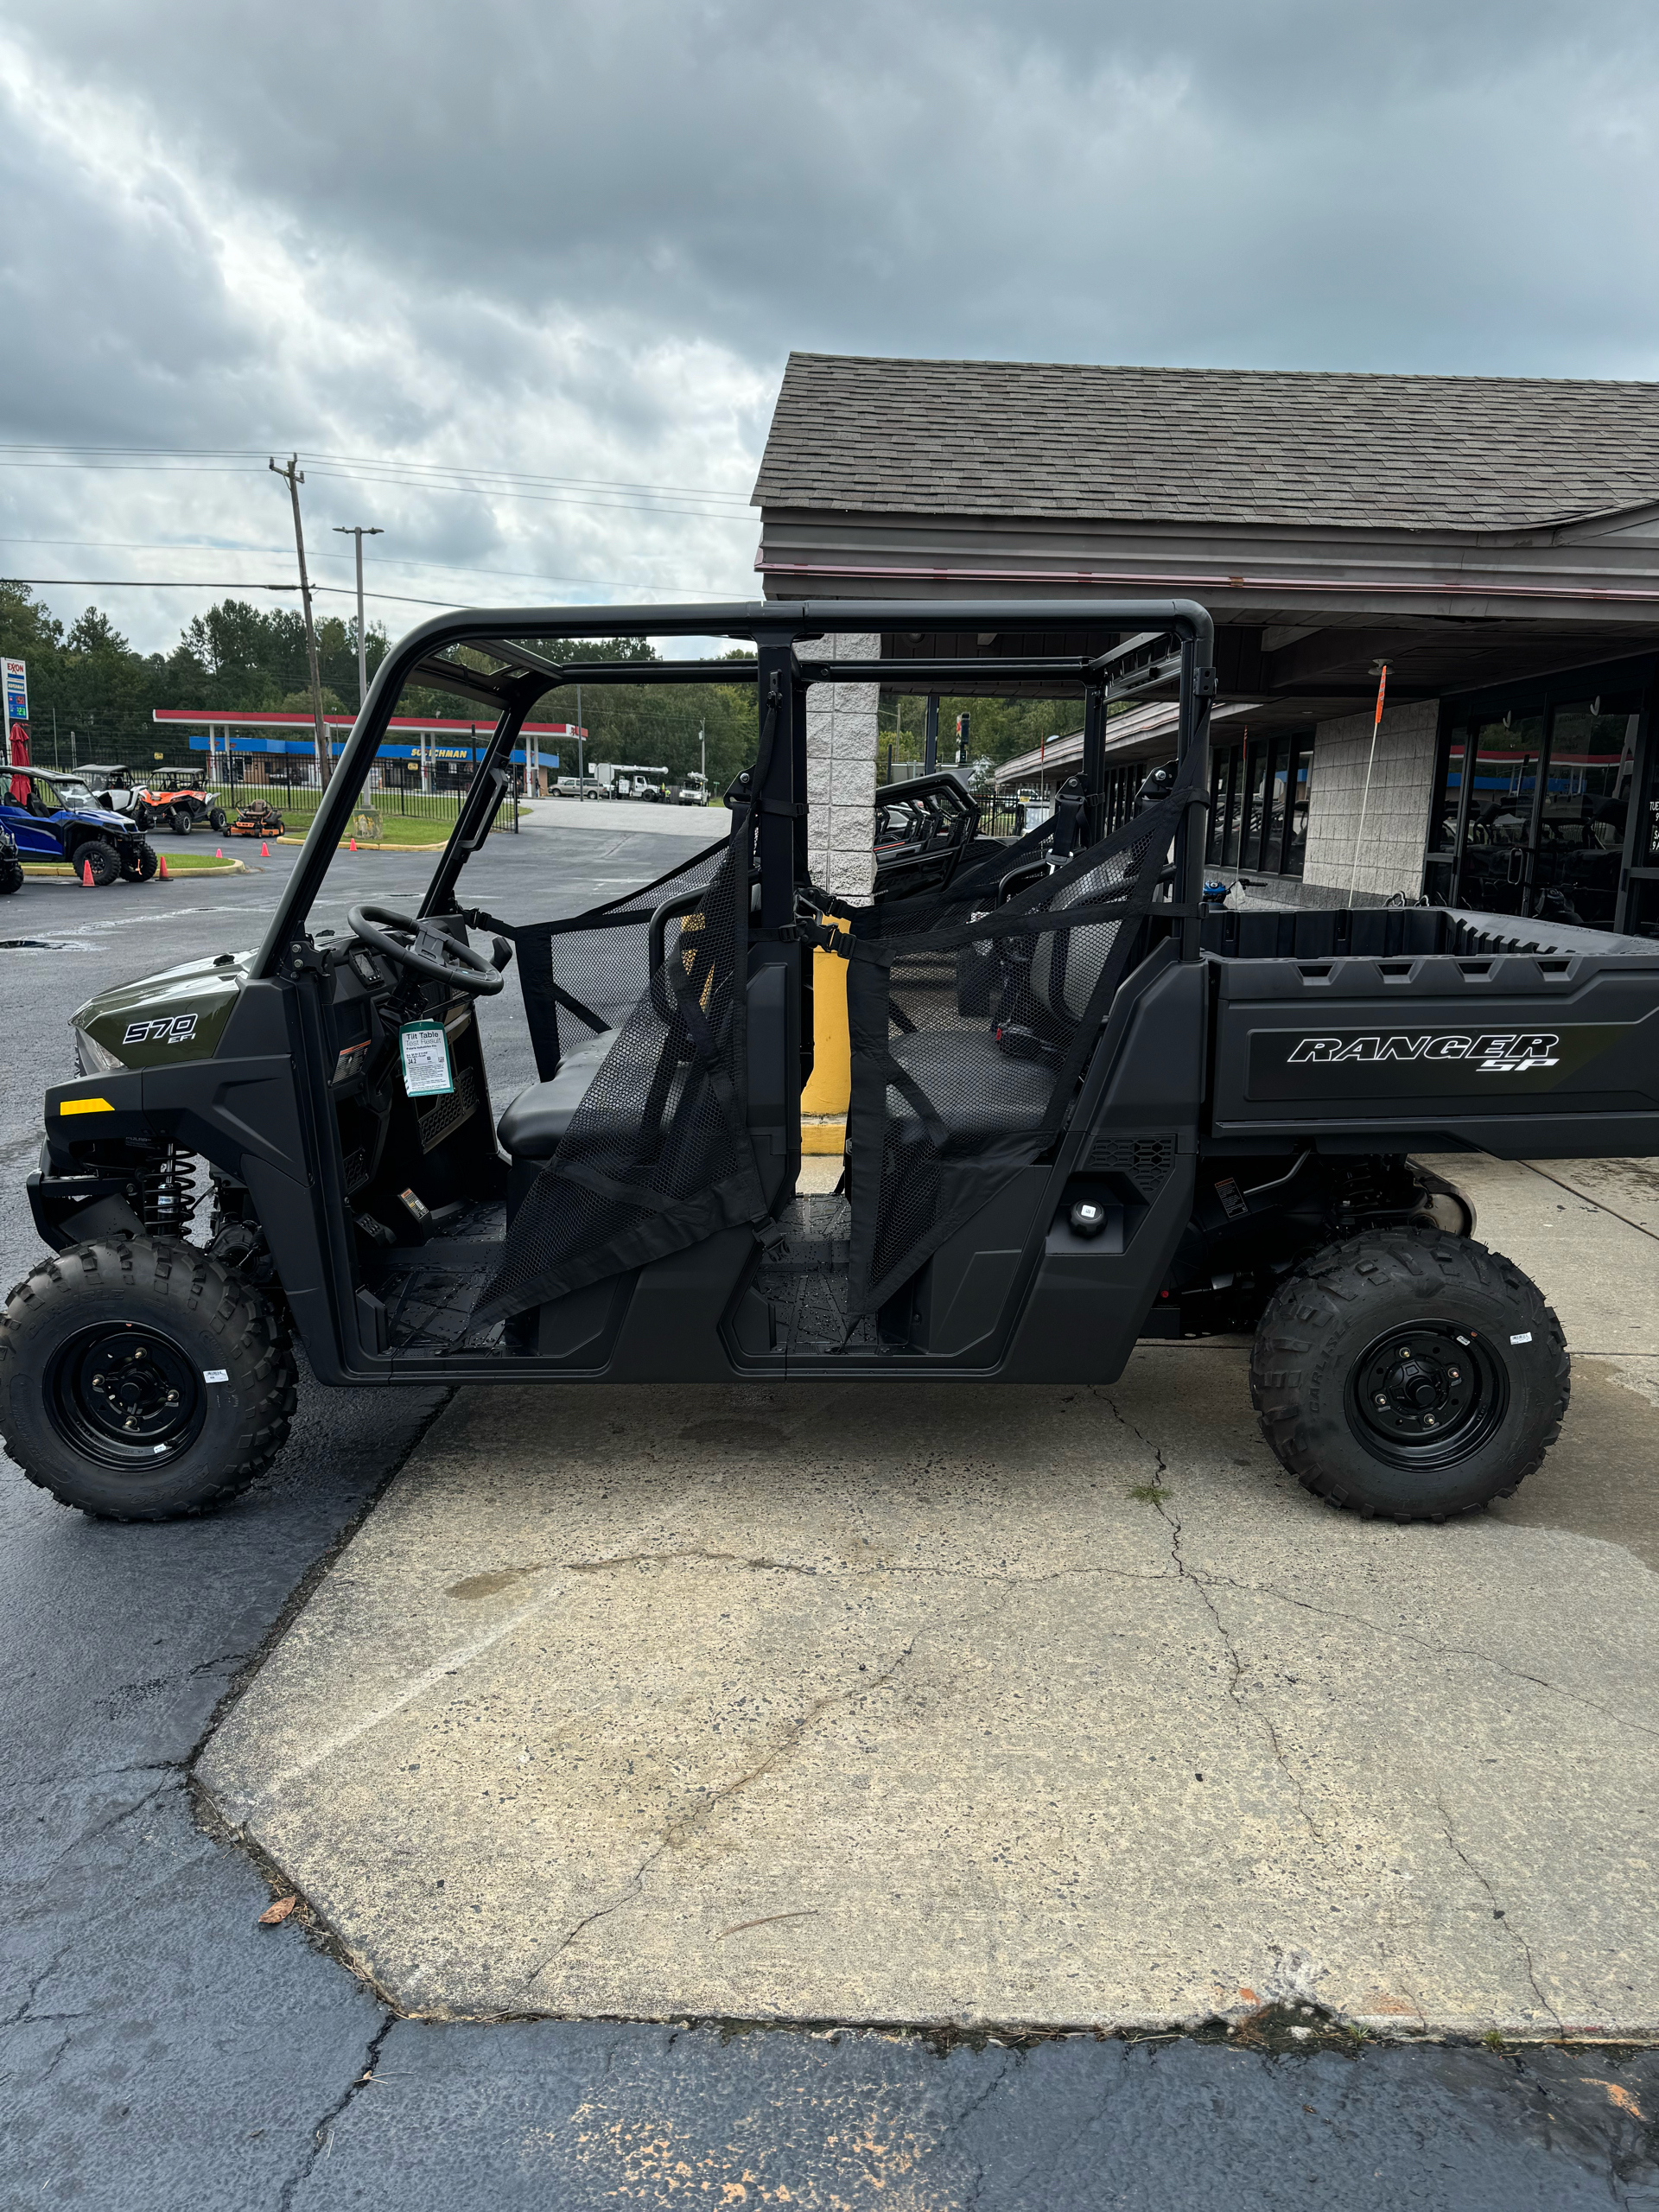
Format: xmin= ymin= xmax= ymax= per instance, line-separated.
xmin=73 ymin=1026 xmax=124 ymax=1076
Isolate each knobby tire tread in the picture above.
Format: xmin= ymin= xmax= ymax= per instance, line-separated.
xmin=1249 ymin=1225 xmax=1569 ymax=1522
xmin=0 ymin=1238 xmax=297 ymax=1522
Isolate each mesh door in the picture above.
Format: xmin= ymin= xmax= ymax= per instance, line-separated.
xmin=474 ymin=834 xmax=766 ymax=1319
xmin=843 ymin=753 xmax=1204 ymax=1314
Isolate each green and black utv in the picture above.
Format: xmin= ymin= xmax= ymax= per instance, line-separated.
xmin=8 ymin=597 xmax=1658 ymax=1525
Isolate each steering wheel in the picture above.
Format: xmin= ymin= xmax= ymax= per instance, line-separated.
xmin=346 ymin=905 xmax=508 ymax=996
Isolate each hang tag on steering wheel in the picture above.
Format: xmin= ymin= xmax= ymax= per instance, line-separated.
xmin=398 ymin=1020 xmax=454 ymax=1098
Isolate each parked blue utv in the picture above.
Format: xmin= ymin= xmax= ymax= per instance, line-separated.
xmin=0 ymin=770 xmax=156 ymax=886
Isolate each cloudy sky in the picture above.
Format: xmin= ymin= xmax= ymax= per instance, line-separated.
xmin=3 ymin=0 xmax=1657 ymax=654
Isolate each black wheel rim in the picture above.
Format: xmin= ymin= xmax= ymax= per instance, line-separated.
xmin=45 ymin=1323 xmax=207 ymax=1471
xmin=1344 ymin=1319 xmax=1509 ymax=1471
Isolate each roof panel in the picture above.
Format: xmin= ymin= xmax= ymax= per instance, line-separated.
xmin=752 ymin=354 xmax=1659 ymax=531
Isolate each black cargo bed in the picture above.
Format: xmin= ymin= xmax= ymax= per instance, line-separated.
xmin=1201 ymin=906 xmax=1659 ymax=1159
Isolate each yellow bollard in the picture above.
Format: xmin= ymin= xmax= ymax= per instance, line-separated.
xmin=800 ymin=918 xmax=850 ymax=1153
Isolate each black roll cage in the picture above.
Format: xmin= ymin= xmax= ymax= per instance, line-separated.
xmin=253 ymin=596 xmax=1217 ymax=979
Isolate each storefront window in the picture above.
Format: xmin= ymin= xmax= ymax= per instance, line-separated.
xmin=1205 ymin=748 xmax=1231 ymax=865
xmin=1205 ymin=732 xmax=1310 ymax=876
xmin=1427 ymin=671 xmax=1649 ymax=928
xmin=1287 ymin=742 xmax=1313 ymax=873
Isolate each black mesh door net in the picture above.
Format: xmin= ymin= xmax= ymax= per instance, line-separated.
xmin=473 ymin=831 xmax=766 ymax=1322
xmin=840 ymin=745 xmax=1205 ymax=1315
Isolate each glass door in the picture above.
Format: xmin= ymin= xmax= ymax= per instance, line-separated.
xmin=1529 ymin=702 xmax=1637 ymax=929
xmin=1455 ymin=714 xmax=1545 ymax=915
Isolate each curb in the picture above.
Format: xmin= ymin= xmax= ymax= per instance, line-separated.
xmin=275 ymin=836 xmax=453 ymax=851
xmin=22 ymin=859 xmax=248 ymax=879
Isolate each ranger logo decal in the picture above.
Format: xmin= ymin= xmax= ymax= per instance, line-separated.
xmin=123 ymin=1014 xmax=200 ymax=1046
xmin=1288 ymin=1032 xmax=1560 ymax=1075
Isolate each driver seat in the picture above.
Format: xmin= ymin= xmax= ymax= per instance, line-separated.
xmin=497 ymin=1035 xmax=614 ymax=1160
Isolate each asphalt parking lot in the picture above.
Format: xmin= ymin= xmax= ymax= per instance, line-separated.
xmin=4 ymin=819 xmax=1659 ymax=2209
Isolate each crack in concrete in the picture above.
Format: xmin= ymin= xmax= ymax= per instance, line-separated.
xmin=557 ymin=1548 xmax=1173 ymax=1591
xmin=276 ymin=2012 xmax=394 ymax=2209
xmin=1098 ymin=1390 xmax=1325 ymax=1845
xmin=563 ymin=1547 xmax=817 ymax=1578
xmin=1433 ymin=1793 xmax=1561 ymax=2031
xmin=1194 ymin=1570 xmax=1659 ymax=1744
xmin=532 ymin=1632 xmax=927 ymax=1978
xmin=1521 ymin=1160 xmax=1659 ymax=1248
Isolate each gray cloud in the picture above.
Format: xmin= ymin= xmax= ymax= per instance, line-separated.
xmin=3 ymin=1 xmax=1658 ymax=650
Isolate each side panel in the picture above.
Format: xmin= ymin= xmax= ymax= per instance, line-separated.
xmin=997 ymin=953 xmax=1205 ymax=1384
xmin=1210 ymin=949 xmax=1659 ymax=1157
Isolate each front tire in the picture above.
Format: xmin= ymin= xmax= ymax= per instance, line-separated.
xmin=171 ymin=805 xmax=194 ymax=836
xmin=122 ymin=845 xmax=159 ymax=883
xmin=1250 ymin=1227 xmax=1567 ymax=1521
xmin=75 ymin=841 xmax=121 ymax=887
xmin=0 ymin=1239 xmax=297 ymax=1520
xmin=209 ymin=806 xmax=228 ymax=832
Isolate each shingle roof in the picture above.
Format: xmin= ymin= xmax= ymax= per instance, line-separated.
xmin=752 ymin=353 xmax=1659 ymax=532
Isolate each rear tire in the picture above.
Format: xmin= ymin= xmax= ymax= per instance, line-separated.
xmin=0 ymin=859 xmax=21 ymax=895
xmin=0 ymin=1239 xmax=298 ymax=1520
xmin=1250 ymin=1227 xmax=1567 ymax=1521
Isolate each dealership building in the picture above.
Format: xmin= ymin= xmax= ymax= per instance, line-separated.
xmin=753 ymin=354 xmax=1659 ymax=933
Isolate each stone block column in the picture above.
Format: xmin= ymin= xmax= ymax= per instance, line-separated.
xmin=803 ymin=631 xmax=879 ymax=906
xmin=1301 ymin=699 xmax=1440 ymax=900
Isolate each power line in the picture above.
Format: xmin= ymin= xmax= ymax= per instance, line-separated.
xmin=0 ymin=440 xmax=758 ymax=503
xmin=0 ymin=442 xmax=757 ymax=520
xmin=0 ymin=534 xmax=742 ymax=595
xmin=3 ymin=575 xmax=737 ymax=607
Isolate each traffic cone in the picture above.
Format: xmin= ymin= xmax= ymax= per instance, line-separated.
xmin=157 ymin=853 xmax=169 ymax=880
xmin=260 ymin=842 xmax=270 ymax=858
xmin=349 ymin=838 xmax=357 ymax=852
xmin=81 ymin=857 xmax=95 ymax=887
xmin=215 ymin=847 xmax=224 ymax=858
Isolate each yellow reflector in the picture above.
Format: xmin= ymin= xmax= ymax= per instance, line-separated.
xmin=59 ymin=1096 xmax=115 ymax=1116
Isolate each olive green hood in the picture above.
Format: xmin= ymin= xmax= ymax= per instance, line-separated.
xmin=71 ymin=950 xmax=257 ymax=1071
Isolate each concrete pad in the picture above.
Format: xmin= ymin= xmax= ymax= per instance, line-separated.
xmin=200 ymin=1333 xmax=1659 ymax=2036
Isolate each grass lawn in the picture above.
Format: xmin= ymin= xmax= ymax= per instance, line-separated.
xmin=271 ymin=804 xmax=476 ymax=848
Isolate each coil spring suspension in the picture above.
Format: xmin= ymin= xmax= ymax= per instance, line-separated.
xmin=139 ymin=1150 xmax=197 ymax=1239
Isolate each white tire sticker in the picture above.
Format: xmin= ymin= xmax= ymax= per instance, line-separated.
xmin=1509 ymin=1332 xmax=1532 ymax=1345
xmin=203 ymin=1367 xmax=230 ymax=1382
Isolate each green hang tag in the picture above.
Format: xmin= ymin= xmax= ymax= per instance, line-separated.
xmin=398 ymin=1020 xmax=454 ymax=1098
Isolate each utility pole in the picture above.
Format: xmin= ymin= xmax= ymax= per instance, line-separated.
xmin=699 ymin=720 xmax=706 ymax=789
xmin=332 ymin=524 xmax=383 ymax=710
xmin=270 ymin=455 xmax=333 ymax=788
